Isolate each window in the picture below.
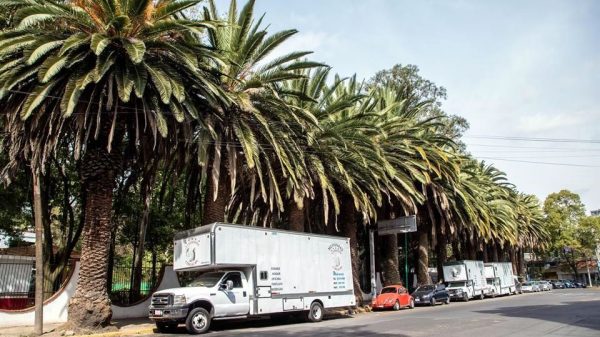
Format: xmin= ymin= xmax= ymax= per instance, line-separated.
xmin=398 ymin=288 xmax=407 ymax=294
xmin=260 ymin=271 xmax=268 ymax=280
xmin=223 ymin=272 xmax=243 ymax=288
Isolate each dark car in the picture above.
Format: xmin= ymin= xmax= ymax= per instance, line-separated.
xmin=551 ymin=280 xmax=565 ymax=289
xmin=412 ymin=284 xmax=450 ymax=306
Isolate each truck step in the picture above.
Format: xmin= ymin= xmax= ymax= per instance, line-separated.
xmin=213 ymin=315 xmax=249 ymax=321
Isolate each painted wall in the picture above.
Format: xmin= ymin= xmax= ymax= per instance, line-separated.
xmin=0 ymin=263 xmax=180 ymax=327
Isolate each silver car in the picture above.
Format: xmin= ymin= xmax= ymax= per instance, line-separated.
xmin=539 ymin=281 xmax=552 ymax=291
xmin=521 ymin=281 xmax=540 ymax=292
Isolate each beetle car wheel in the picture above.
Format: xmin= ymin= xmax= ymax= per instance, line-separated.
xmin=392 ymin=301 xmax=400 ymax=311
xmin=307 ymin=301 xmax=324 ymax=322
xmin=409 ymin=299 xmax=415 ymax=309
xmin=185 ymin=307 xmax=211 ymax=334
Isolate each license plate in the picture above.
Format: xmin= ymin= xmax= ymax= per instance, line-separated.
xmin=153 ymin=310 xmax=163 ymax=316
xmin=415 ymin=299 xmax=420 ymax=302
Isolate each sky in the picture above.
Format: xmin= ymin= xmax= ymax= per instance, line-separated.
xmin=221 ymin=0 xmax=600 ymax=212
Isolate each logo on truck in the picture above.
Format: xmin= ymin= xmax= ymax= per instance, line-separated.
xmin=328 ymin=243 xmax=344 ymax=271
xmin=184 ymin=238 xmax=201 ymax=266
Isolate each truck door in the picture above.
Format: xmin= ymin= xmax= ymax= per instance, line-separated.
xmin=217 ymin=272 xmax=250 ymax=316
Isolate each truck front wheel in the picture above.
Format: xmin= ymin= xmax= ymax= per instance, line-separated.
xmin=307 ymin=301 xmax=324 ymax=322
xmin=185 ymin=308 xmax=211 ymax=334
xmin=463 ymin=293 xmax=469 ymax=302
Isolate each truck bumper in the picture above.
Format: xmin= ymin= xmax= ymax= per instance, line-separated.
xmin=149 ymin=306 xmax=189 ymax=322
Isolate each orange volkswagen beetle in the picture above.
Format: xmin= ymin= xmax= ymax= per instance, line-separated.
xmin=371 ymin=284 xmax=415 ymax=311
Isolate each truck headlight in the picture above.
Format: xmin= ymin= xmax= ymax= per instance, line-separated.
xmin=173 ymin=294 xmax=186 ymax=306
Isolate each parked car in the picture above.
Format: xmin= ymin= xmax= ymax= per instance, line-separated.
xmin=573 ymin=281 xmax=587 ymax=288
xmin=514 ymin=277 xmax=523 ymax=294
xmin=412 ymin=284 xmax=450 ymax=306
xmin=551 ymin=280 xmax=565 ymax=289
xmin=538 ymin=281 xmax=551 ymax=291
xmin=563 ymin=280 xmax=575 ymax=288
xmin=372 ymin=285 xmax=415 ymax=311
xmin=521 ymin=282 xmax=540 ymax=292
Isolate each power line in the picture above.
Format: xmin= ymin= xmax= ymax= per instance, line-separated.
xmin=465 ymin=135 xmax=600 ymax=145
xmin=478 ymin=157 xmax=600 ymax=168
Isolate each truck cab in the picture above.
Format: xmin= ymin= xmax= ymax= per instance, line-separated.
xmin=149 ymin=270 xmax=251 ymax=333
xmin=446 ymin=280 xmax=475 ymax=301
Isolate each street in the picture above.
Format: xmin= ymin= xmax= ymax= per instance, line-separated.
xmin=148 ymin=289 xmax=600 ymax=337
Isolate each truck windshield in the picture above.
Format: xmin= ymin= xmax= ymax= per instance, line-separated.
xmin=187 ymin=272 xmax=225 ymax=287
xmin=448 ymin=282 xmax=466 ymax=288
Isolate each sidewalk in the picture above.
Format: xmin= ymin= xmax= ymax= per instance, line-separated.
xmin=0 ymin=318 xmax=155 ymax=337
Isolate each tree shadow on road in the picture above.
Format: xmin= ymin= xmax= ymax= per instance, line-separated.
xmin=475 ymin=300 xmax=600 ymax=331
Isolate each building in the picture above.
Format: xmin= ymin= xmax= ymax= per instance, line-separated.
xmin=591 ymin=209 xmax=600 ymax=217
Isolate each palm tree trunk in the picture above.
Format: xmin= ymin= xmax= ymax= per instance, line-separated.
xmin=518 ymin=247 xmax=526 ymax=276
xmin=435 ymin=230 xmax=448 ymax=281
xmin=466 ymin=239 xmax=477 ymax=260
xmin=339 ymin=195 xmax=363 ymax=305
xmin=417 ymin=222 xmax=432 ymax=285
xmin=287 ymin=200 xmax=305 ymax=232
xmin=202 ymin=152 xmax=228 ymax=225
xmin=380 ymin=234 xmax=402 ymax=286
xmin=509 ymin=247 xmax=518 ymax=274
xmin=132 ymin=176 xmax=152 ymax=300
xmin=482 ymin=244 xmax=489 ymax=263
xmin=68 ymin=137 xmax=118 ymax=328
xmin=452 ymin=240 xmax=462 ymax=260
xmin=491 ymin=242 xmax=499 ymax=262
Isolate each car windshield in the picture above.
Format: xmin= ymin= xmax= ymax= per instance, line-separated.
xmin=381 ymin=287 xmax=397 ymax=294
xmin=448 ymin=282 xmax=466 ymax=288
xmin=416 ymin=285 xmax=435 ymax=292
xmin=187 ymin=272 xmax=225 ymax=287
xmin=523 ymin=282 xmax=533 ymax=286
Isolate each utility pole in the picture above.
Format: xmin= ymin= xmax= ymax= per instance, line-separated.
xmin=586 ymin=257 xmax=592 ymax=287
xmin=32 ymin=168 xmax=44 ymax=335
xmin=369 ymin=229 xmax=376 ymax=300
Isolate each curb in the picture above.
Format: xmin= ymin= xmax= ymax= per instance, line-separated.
xmin=67 ymin=327 xmax=154 ymax=337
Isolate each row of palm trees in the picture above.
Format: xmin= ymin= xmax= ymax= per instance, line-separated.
xmin=0 ymin=0 xmax=548 ymax=329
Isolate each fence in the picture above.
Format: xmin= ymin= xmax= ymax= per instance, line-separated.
xmin=109 ymin=263 xmax=160 ymax=306
xmin=0 ymin=255 xmax=73 ymax=310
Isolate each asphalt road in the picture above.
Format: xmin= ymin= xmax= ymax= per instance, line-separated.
xmin=148 ymin=289 xmax=600 ymax=337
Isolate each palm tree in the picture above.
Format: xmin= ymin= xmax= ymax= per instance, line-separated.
xmin=0 ymin=0 xmax=225 ymax=328
xmin=199 ymin=0 xmax=321 ymax=225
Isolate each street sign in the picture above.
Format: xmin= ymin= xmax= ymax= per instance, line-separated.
xmin=377 ymin=215 xmax=417 ymax=235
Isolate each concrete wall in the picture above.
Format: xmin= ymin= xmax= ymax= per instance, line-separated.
xmin=0 ymin=263 xmax=180 ymax=327
xmin=112 ymin=266 xmax=180 ymax=319
xmin=0 ymin=263 xmax=79 ymax=327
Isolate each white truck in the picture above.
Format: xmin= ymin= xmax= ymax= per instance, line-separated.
xmin=148 ymin=223 xmax=355 ymax=334
xmin=484 ymin=262 xmax=516 ymax=297
xmin=443 ymin=260 xmax=487 ymax=301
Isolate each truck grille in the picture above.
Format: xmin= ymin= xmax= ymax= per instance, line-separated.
xmin=151 ymin=294 xmax=172 ymax=306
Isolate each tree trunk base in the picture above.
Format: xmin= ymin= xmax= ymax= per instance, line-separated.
xmin=68 ymin=291 xmax=113 ymax=329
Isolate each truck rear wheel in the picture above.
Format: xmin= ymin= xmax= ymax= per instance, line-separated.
xmin=307 ymin=301 xmax=324 ymax=322
xmin=185 ymin=308 xmax=211 ymax=334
